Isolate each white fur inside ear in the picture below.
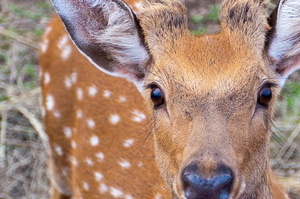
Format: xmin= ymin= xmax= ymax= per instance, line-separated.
xmin=268 ymin=0 xmax=300 ymax=61
xmin=268 ymin=0 xmax=300 ymax=80
xmin=53 ymin=0 xmax=150 ymax=84
xmin=90 ymin=1 xmax=149 ymax=70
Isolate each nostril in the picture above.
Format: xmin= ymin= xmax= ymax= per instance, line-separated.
xmin=182 ymin=164 xmax=234 ymax=199
xmin=212 ymin=174 xmax=232 ymax=189
xmin=183 ymin=173 xmax=232 ymax=190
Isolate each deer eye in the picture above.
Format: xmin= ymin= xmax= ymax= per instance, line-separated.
xmin=257 ymin=85 xmax=272 ymax=107
xmin=150 ymin=85 xmax=165 ymax=108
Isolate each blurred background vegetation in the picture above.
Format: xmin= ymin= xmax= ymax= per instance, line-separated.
xmin=0 ymin=0 xmax=299 ymax=198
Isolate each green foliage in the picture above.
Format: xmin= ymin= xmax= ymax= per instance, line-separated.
xmin=33 ymin=28 xmax=43 ymax=37
xmin=0 ymin=0 xmax=53 ymax=95
xmin=280 ymin=80 xmax=300 ymax=117
xmin=0 ymin=93 xmax=9 ymax=101
xmin=9 ymin=4 xmax=40 ymax=19
xmin=0 ymin=17 xmax=7 ymax=24
xmin=0 ymin=52 xmax=7 ymax=65
xmin=23 ymin=64 xmax=39 ymax=89
xmin=190 ymin=27 xmax=207 ymax=36
xmin=8 ymin=2 xmax=52 ymax=19
xmin=203 ymin=5 xmax=220 ymax=22
xmin=190 ymin=4 xmax=220 ymax=36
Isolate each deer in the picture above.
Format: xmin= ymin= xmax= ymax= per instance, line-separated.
xmin=39 ymin=0 xmax=300 ymax=198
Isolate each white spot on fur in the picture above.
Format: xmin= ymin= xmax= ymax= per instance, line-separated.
xmin=45 ymin=94 xmax=55 ymax=111
xmin=119 ymin=160 xmax=131 ymax=169
xmin=44 ymin=26 xmax=52 ymax=37
xmin=88 ymin=85 xmax=98 ymax=96
xmin=87 ymin=119 xmax=96 ymax=129
xmin=118 ymin=96 xmax=127 ymax=102
xmin=131 ymin=110 xmax=146 ymax=122
xmin=71 ymin=140 xmax=77 ymax=149
xmin=64 ymin=76 xmax=72 ymax=89
xmin=138 ymin=162 xmax=144 ymax=167
xmin=99 ymin=183 xmax=108 ymax=194
xmin=76 ymin=109 xmax=83 ymax=119
xmin=90 ymin=136 xmax=99 ymax=146
xmin=77 ymin=88 xmax=83 ymax=100
xmin=63 ymin=127 xmax=72 ymax=138
xmin=61 ymin=45 xmax=72 ymax=60
xmin=82 ymin=181 xmax=90 ymax=191
xmin=134 ymin=2 xmax=142 ymax=10
xmin=54 ymin=145 xmax=63 ymax=156
xmin=110 ymin=187 xmax=124 ymax=198
xmin=71 ymin=72 xmax=77 ymax=83
xmin=40 ymin=39 xmax=49 ymax=53
xmin=123 ymin=139 xmax=135 ymax=148
xmin=64 ymin=73 xmax=77 ymax=89
xmin=58 ymin=35 xmax=68 ymax=49
xmin=85 ymin=158 xmax=94 ymax=166
xmin=69 ymin=156 xmax=78 ymax=166
xmin=96 ymin=152 xmax=105 ymax=162
xmin=53 ymin=110 xmax=61 ymax=118
xmin=155 ymin=193 xmax=162 ymax=199
xmin=125 ymin=195 xmax=133 ymax=199
xmin=40 ymin=26 xmax=52 ymax=53
xmin=109 ymin=114 xmax=120 ymax=125
xmin=44 ymin=72 xmax=51 ymax=85
xmin=94 ymin=172 xmax=103 ymax=182
xmin=103 ymin=90 xmax=112 ymax=98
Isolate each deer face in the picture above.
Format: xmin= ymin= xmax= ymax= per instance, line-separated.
xmin=142 ymin=32 xmax=280 ymax=198
xmin=51 ymin=0 xmax=300 ymax=198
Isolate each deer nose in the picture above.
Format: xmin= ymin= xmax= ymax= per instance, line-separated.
xmin=182 ymin=164 xmax=234 ymax=199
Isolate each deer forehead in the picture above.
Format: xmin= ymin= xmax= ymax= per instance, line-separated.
xmin=145 ymin=34 xmax=275 ymax=104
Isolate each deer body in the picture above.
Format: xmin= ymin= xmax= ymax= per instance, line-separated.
xmin=40 ymin=0 xmax=300 ymax=198
xmin=40 ymin=12 xmax=171 ymax=199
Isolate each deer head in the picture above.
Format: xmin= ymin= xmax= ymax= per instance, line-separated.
xmin=51 ymin=0 xmax=300 ymax=198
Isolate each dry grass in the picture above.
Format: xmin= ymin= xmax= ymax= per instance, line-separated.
xmin=0 ymin=0 xmax=299 ymax=198
xmin=0 ymin=0 xmax=52 ymax=198
xmin=0 ymin=87 xmax=50 ymax=198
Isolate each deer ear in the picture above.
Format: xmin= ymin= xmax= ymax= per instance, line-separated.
xmin=51 ymin=0 xmax=150 ymax=84
xmin=266 ymin=0 xmax=300 ymax=81
xmin=221 ymin=0 xmax=269 ymax=51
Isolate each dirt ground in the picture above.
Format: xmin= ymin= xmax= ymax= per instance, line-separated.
xmin=0 ymin=0 xmax=299 ymax=198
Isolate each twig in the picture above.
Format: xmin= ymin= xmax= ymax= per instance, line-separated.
xmin=0 ymin=88 xmax=41 ymax=112
xmin=15 ymin=105 xmax=49 ymax=150
xmin=0 ymin=109 xmax=8 ymax=160
xmin=0 ymin=88 xmax=48 ymax=149
xmin=9 ymin=41 xmax=19 ymax=84
xmin=277 ymin=176 xmax=300 ymax=191
xmin=0 ymin=26 xmax=39 ymax=50
xmin=0 ymin=19 xmax=40 ymax=28
xmin=275 ymin=123 xmax=300 ymax=165
xmin=0 ymin=0 xmax=9 ymax=13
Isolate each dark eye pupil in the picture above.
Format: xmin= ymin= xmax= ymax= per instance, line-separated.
xmin=151 ymin=87 xmax=164 ymax=107
xmin=258 ymin=87 xmax=272 ymax=106
xmin=261 ymin=88 xmax=272 ymax=98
